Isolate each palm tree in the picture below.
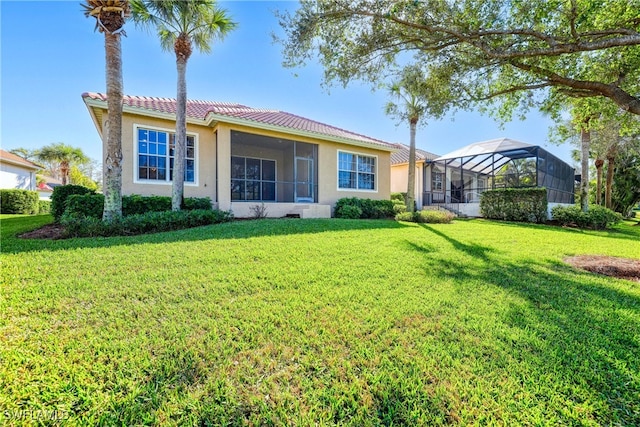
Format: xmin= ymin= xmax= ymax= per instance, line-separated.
xmin=131 ymin=0 xmax=236 ymax=211
xmin=385 ymin=65 xmax=446 ymax=212
xmin=83 ymin=0 xmax=130 ymax=221
xmin=37 ymin=143 xmax=89 ymax=185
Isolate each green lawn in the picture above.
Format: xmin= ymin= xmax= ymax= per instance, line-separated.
xmin=1 ymin=214 xmax=639 ymax=425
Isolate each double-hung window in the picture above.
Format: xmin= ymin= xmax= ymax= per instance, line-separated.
xmin=137 ymin=127 xmax=195 ymax=183
xmin=432 ymin=172 xmax=444 ymax=191
xmin=338 ymin=151 xmax=376 ymax=190
xmin=231 ymin=156 xmax=276 ymax=201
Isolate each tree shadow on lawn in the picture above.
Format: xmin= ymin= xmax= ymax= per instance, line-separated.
xmin=475 ymin=218 xmax=640 ymax=242
xmin=1 ymin=217 xmax=410 ymax=255
xmin=411 ymin=227 xmax=640 ymax=424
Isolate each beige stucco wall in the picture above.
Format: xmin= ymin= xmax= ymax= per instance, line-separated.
xmin=116 ymin=113 xmax=217 ymax=200
xmin=112 ymin=114 xmax=392 ymax=214
xmin=390 ymin=162 xmax=424 ymax=206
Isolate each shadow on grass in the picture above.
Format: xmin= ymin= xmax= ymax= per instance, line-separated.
xmin=1 ymin=217 xmax=410 ymax=255
xmin=417 ymin=223 xmax=498 ymax=262
xmin=476 ymin=218 xmax=640 ymax=242
xmin=409 ymin=242 xmax=640 ymax=425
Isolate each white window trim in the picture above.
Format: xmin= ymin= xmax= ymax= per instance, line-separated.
xmin=230 ymin=155 xmax=278 ymax=202
xmin=133 ymin=123 xmax=199 ymax=186
xmin=336 ymin=150 xmax=378 ymax=193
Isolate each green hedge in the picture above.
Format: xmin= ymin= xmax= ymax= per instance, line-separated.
xmin=51 ymin=185 xmax=97 ymax=222
xmin=0 ymin=189 xmax=40 ymax=214
xmin=334 ymin=198 xmax=395 ymax=219
xmin=480 ymin=188 xmax=548 ymax=223
xmin=38 ymin=200 xmax=51 ymax=214
xmin=395 ymin=210 xmax=455 ymax=224
xmin=551 ymin=205 xmax=622 ymax=230
xmin=61 ymin=209 xmax=233 ymax=238
xmin=64 ymin=194 xmax=213 ymax=219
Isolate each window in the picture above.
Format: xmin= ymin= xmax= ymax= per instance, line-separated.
xmin=137 ymin=128 xmax=195 ymax=183
xmin=231 ymin=156 xmax=276 ymax=201
xmin=432 ymin=171 xmax=444 ymax=191
xmin=338 ymin=151 xmax=376 ymax=190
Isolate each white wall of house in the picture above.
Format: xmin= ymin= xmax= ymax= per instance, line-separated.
xmin=0 ymin=162 xmax=36 ymax=191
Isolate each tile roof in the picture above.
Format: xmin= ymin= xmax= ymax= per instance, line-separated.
xmin=0 ymin=149 xmax=42 ymax=170
xmin=82 ymin=92 xmax=396 ymax=150
xmin=390 ymin=143 xmax=439 ymax=165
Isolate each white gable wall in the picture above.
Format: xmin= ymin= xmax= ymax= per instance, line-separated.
xmin=1 ymin=162 xmax=36 ymax=190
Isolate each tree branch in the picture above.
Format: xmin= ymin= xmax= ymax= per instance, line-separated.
xmin=509 ymin=60 xmax=640 ymax=114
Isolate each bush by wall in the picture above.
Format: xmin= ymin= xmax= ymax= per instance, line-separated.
xmin=480 ymin=188 xmax=548 ymax=223
xmin=64 ymin=194 xmax=214 ymax=219
xmin=395 ymin=210 xmax=455 ymax=224
xmin=61 ymin=208 xmax=233 ymax=238
xmin=551 ymin=205 xmax=622 ymax=230
xmin=338 ymin=205 xmax=363 ymax=219
xmin=390 ymin=192 xmax=405 ymax=203
xmin=0 ymin=189 xmax=40 ymax=214
xmin=51 ymin=185 xmax=96 ymax=222
xmin=334 ymin=198 xmax=395 ymax=219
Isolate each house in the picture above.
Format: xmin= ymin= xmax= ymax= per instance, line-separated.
xmin=390 ymin=143 xmax=439 ymax=208
xmin=391 ymin=138 xmax=575 ymax=217
xmin=0 ymin=149 xmax=41 ymax=192
xmin=83 ymin=93 xmax=395 ymax=218
xmin=36 ymin=176 xmax=63 ymax=200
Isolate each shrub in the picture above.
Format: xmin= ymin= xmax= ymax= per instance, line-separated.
xmin=395 ymin=209 xmax=455 ymax=224
xmin=338 ymin=205 xmax=363 ymax=219
xmin=393 ymin=203 xmax=407 ymax=214
xmin=64 ymin=194 xmax=214 ymax=219
xmin=38 ymin=200 xmax=51 ymax=214
xmin=551 ymin=205 xmax=622 ymax=230
xmin=65 ymin=194 xmax=104 ymax=219
xmin=122 ymin=195 xmax=171 ymax=216
xmin=0 ymin=189 xmax=40 ymax=214
xmin=390 ymin=192 xmax=405 ymax=202
xmin=182 ymin=197 xmax=213 ymax=211
xmin=394 ymin=212 xmax=414 ymax=222
xmin=334 ymin=198 xmax=395 ymax=219
xmin=51 ymin=185 xmax=96 ymax=222
xmin=480 ymin=188 xmax=548 ymax=223
xmin=415 ymin=210 xmax=455 ymax=224
xmin=61 ymin=209 xmax=233 ymax=238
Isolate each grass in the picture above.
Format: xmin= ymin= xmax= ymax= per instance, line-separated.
xmin=1 ymin=214 xmax=639 ymax=425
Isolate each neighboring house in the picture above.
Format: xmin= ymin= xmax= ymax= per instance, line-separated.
xmin=83 ymin=93 xmax=395 ymax=218
xmin=390 ymin=143 xmax=439 ymax=208
xmin=0 ymin=149 xmax=41 ymax=192
xmin=36 ymin=176 xmax=63 ymax=200
xmin=391 ymin=138 xmax=575 ymax=217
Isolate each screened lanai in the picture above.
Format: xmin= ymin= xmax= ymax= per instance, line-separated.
xmin=423 ymin=138 xmax=574 ymax=210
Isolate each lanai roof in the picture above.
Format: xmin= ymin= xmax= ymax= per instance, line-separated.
xmin=82 ymin=92 xmax=396 ymax=151
xmin=435 ymin=138 xmax=535 ymax=161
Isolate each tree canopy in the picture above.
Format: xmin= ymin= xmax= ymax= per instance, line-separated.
xmin=278 ymin=0 xmax=640 ymax=119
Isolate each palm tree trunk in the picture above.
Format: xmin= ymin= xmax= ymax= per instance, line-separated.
xmin=595 ymin=158 xmax=604 ymax=205
xmin=579 ymin=124 xmax=590 ymax=212
xmin=61 ymin=161 xmax=70 ymax=185
xmin=406 ymin=118 xmax=417 ymax=213
xmin=103 ymin=31 xmax=123 ymax=221
xmin=172 ymin=56 xmax=187 ymax=211
xmin=605 ymin=146 xmax=617 ymax=209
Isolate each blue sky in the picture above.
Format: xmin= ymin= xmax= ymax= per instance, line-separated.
xmin=1 ymin=0 xmax=573 ymax=164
